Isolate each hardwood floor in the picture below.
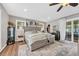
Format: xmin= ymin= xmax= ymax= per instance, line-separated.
xmin=0 ymin=41 xmax=25 ymax=56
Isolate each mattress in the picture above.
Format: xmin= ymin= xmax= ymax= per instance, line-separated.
xmin=25 ymin=31 xmax=55 ymax=51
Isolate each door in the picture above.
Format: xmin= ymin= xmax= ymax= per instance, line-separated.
xmin=65 ymin=21 xmax=72 ymax=41
xmin=65 ymin=19 xmax=79 ymax=43
xmin=73 ymin=20 xmax=79 ymax=43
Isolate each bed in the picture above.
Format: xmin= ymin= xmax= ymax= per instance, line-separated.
xmin=24 ymin=27 xmax=55 ymax=51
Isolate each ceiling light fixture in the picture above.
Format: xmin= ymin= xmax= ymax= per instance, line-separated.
xmin=47 ymin=17 xmax=51 ymax=19
xmin=60 ymin=0 xmax=69 ymax=6
xmin=24 ymin=9 xmax=28 ymax=12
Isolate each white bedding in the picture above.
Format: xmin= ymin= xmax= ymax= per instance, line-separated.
xmin=25 ymin=31 xmax=55 ymax=51
xmin=25 ymin=32 xmax=47 ymax=44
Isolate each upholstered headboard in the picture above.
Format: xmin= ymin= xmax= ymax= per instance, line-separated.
xmin=24 ymin=26 xmax=41 ymax=32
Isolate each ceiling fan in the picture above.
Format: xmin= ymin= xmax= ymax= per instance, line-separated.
xmin=49 ymin=3 xmax=78 ymax=12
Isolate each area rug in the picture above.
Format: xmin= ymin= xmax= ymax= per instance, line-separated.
xmin=18 ymin=40 xmax=78 ymax=56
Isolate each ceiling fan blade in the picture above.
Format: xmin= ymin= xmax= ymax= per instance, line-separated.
xmin=69 ymin=3 xmax=78 ymax=7
xmin=49 ymin=3 xmax=59 ymax=6
xmin=57 ymin=5 xmax=63 ymax=12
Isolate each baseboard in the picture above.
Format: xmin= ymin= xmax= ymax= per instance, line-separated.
xmin=0 ymin=44 xmax=7 ymax=53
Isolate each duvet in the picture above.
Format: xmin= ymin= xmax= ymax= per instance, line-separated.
xmin=25 ymin=31 xmax=55 ymax=51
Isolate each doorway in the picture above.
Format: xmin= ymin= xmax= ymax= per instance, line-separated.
xmin=73 ymin=20 xmax=79 ymax=43
xmin=16 ymin=20 xmax=26 ymax=41
xmin=65 ymin=19 xmax=79 ymax=43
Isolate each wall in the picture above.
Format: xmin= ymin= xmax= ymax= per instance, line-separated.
xmin=9 ymin=15 xmax=47 ymax=41
xmin=0 ymin=8 xmax=1 ymax=50
xmin=50 ymin=20 xmax=59 ymax=31
xmin=0 ymin=4 xmax=9 ymax=52
xmin=58 ymin=19 xmax=66 ymax=40
xmin=9 ymin=15 xmax=26 ymax=26
xmin=49 ymin=13 xmax=79 ymax=41
xmin=9 ymin=15 xmax=47 ymax=30
xmin=9 ymin=16 xmax=26 ymax=41
xmin=49 ymin=19 xmax=66 ymax=40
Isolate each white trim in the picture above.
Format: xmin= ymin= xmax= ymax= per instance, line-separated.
xmin=66 ymin=17 xmax=79 ymax=22
xmin=0 ymin=44 xmax=7 ymax=52
xmin=71 ymin=21 xmax=74 ymax=42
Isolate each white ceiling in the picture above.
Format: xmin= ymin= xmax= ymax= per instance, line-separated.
xmin=2 ymin=3 xmax=79 ymax=22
